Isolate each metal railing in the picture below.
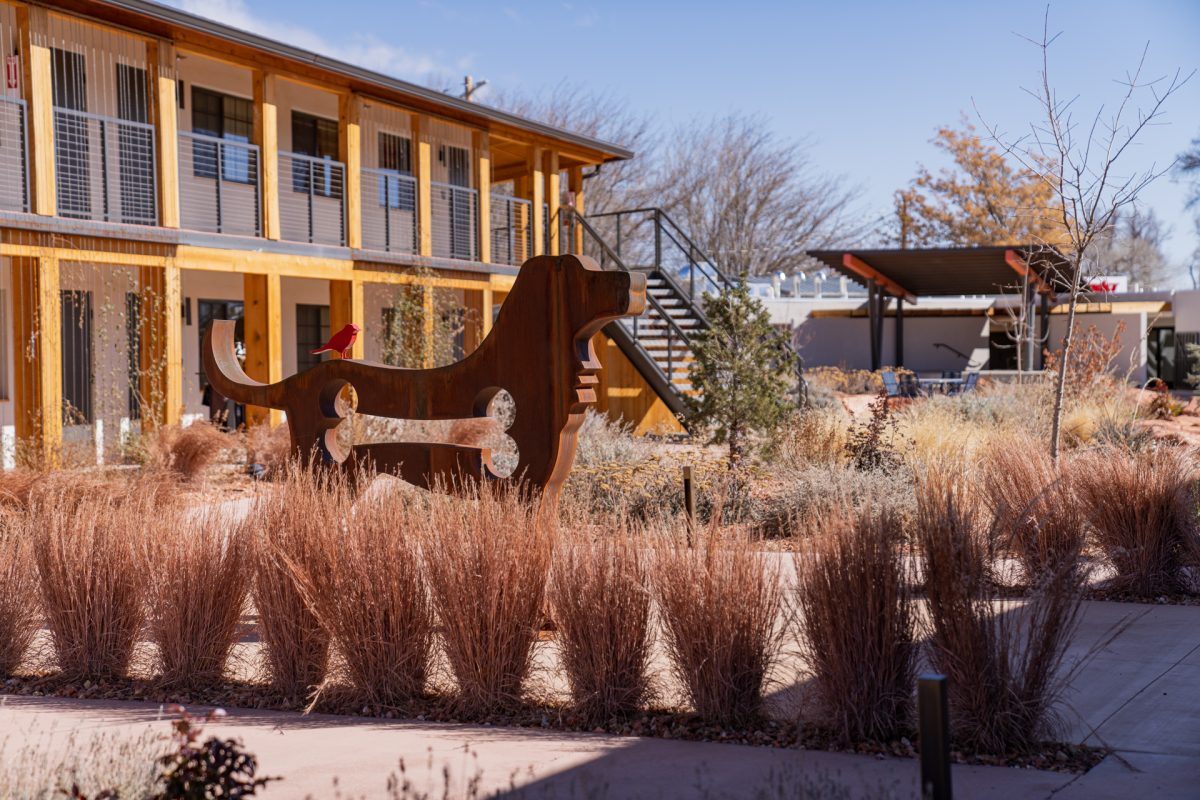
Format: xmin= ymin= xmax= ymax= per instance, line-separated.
xmin=0 ymin=97 xmax=29 ymax=213
xmin=361 ymin=168 xmax=417 ymax=254
xmin=490 ymin=194 xmax=531 ymax=266
xmin=431 ymin=181 xmax=477 ymax=261
xmin=279 ymin=151 xmax=345 ymax=246
xmin=178 ymin=131 xmax=261 ymax=237
xmin=53 ymin=107 xmax=157 ymax=225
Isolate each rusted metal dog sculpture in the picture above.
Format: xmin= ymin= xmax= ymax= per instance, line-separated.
xmin=203 ymin=254 xmax=646 ymax=503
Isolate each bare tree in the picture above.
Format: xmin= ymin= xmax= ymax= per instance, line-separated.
xmin=1179 ymin=134 xmax=1200 ymax=207
xmin=1089 ymin=205 xmax=1173 ymax=288
xmin=982 ymin=13 xmax=1191 ymax=460
xmin=652 ymin=113 xmax=864 ymax=276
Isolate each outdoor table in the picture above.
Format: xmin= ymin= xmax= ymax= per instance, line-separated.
xmin=918 ymin=377 xmax=963 ymax=398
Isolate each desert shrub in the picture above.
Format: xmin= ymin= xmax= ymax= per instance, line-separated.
xmin=147 ymin=507 xmax=250 ymax=688
xmin=573 ymin=410 xmax=650 ymax=468
xmin=28 ymin=482 xmax=160 ymax=679
xmin=773 ymin=407 xmax=848 ymax=469
xmin=981 ymin=441 xmax=1086 ymax=584
xmin=147 ymin=421 xmax=232 ymax=481
xmin=419 ymin=485 xmax=554 ymax=713
xmin=805 ymin=366 xmax=883 ymax=395
xmin=1072 ymin=447 xmax=1199 ymax=596
xmin=844 ymin=393 xmax=906 ymax=473
xmin=652 ymin=524 xmax=784 ymax=724
xmin=916 ymin=472 xmax=1085 ymax=754
xmin=793 ymin=507 xmax=916 ymax=742
xmin=243 ymin=422 xmax=292 ymax=478
xmin=0 ymin=529 xmax=38 ymax=676
xmin=155 ymin=707 xmax=275 ymax=799
xmin=760 ymin=464 xmax=916 ymax=538
xmin=1043 ymin=321 xmax=1126 ymax=401
xmin=287 ymin=485 xmax=434 ymax=705
xmin=0 ymin=723 xmax=164 ymax=799
xmin=246 ymin=464 xmax=342 ymax=695
xmin=548 ymin=532 xmax=654 ymax=722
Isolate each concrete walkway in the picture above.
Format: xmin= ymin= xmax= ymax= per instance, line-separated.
xmin=0 ymin=600 xmax=1196 ymax=799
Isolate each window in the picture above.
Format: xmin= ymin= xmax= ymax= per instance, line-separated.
xmin=61 ymin=290 xmax=94 ymax=425
xmin=197 ymin=300 xmax=245 ymax=390
xmin=291 ymin=111 xmax=340 ymax=197
xmin=51 ymin=49 xmax=90 ymax=219
xmin=295 ymin=304 xmax=330 ymax=373
xmin=1147 ymin=328 xmax=1177 ymax=388
xmin=378 ymin=132 xmax=413 ymax=210
xmin=116 ymin=64 xmax=156 ymax=225
xmin=987 ymin=330 xmax=1018 ymax=371
xmin=191 ymin=86 xmax=253 ymax=183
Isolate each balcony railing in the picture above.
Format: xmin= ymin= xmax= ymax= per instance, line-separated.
xmin=431 ymin=182 xmax=478 ymax=261
xmin=361 ymin=168 xmax=417 ymax=254
xmin=178 ymin=131 xmax=261 ymax=237
xmin=279 ymin=151 xmax=345 ymax=246
xmin=53 ymin=107 xmax=157 ymax=225
xmin=490 ymin=194 xmax=532 ymax=267
xmin=0 ymin=97 xmax=29 ymax=213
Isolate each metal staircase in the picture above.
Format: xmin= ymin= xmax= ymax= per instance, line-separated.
xmin=561 ymin=207 xmax=735 ymax=417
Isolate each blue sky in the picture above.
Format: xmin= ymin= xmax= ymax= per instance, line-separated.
xmin=170 ymin=0 xmax=1200 ymax=281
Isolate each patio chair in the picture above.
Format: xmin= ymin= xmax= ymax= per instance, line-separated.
xmin=881 ymin=370 xmax=902 ymax=398
xmin=949 ymin=371 xmax=979 ymax=396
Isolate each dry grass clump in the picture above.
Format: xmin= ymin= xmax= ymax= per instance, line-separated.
xmin=147 ymin=506 xmax=250 ymax=687
xmin=0 ymin=469 xmax=43 ymax=510
xmin=793 ymin=507 xmax=915 ymax=742
xmin=916 ymin=472 xmax=1085 ymax=754
xmin=652 ymin=524 xmax=784 ymax=725
xmin=246 ymin=463 xmax=343 ymax=695
xmin=775 ymin=408 xmax=848 ymax=469
xmin=419 ymin=485 xmax=554 ymax=713
xmin=243 ymin=421 xmax=292 ymax=478
xmin=0 ymin=530 xmax=39 ymax=675
xmin=1072 ymin=446 xmax=1199 ymax=596
xmin=288 ymin=486 xmax=434 ymax=706
xmin=147 ymin=420 xmax=232 ymax=481
xmin=28 ymin=481 xmax=160 ymax=679
xmin=548 ymin=531 xmax=654 ymax=722
xmin=982 ymin=440 xmax=1086 ymax=584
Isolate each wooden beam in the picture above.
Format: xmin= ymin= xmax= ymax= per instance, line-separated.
xmin=339 ymin=93 xmax=363 ymax=250
xmin=137 ymin=262 xmax=183 ymax=427
xmin=568 ymin=166 xmax=585 ymax=255
xmin=253 ymin=71 xmax=281 ymax=240
xmin=474 ymin=130 xmax=491 ymax=265
xmin=148 ymin=41 xmax=180 ymax=228
xmin=413 ymin=114 xmax=433 ymax=257
xmin=544 ymin=150 xmax=560 ymax=256
xmin=11 ymin=256 xmax=62 ymax=464
xmin=17 ymin=5 xmax=56 ymax=216
xmin=842 ymin=253 xmax=917 ymax=305
xmin=329 ymin=278 xmax=365 ymax=359
xmin=242 ymin=272 xmax=283 ymax=426
xmin=1004 ymin=249 xmax=1052 ymax=295
xmin=530 ymin=147 xmax=545 ymax=257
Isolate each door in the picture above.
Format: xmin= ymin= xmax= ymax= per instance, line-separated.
xmin=197 ymin=300 xmax=245 ymax=390
xmin=51 ymin=49 xmax=90 ymax=219
xmin=116 ymin=64 xmax=154 ymax=224
xmin=125 ymin=292 xmax=141 ymax=420
xmin=295 ymin=304 xmax=330 ymax=373
xmin=61 ymin=290 xmax=94 ymax=425
xmin=445 ymin=145 xmax=472 ymax=259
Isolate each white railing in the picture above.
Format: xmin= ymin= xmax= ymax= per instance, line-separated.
xmin=53 ymin=107 xmax=157 ymax=225
xmin=431 ymin=181 xmax=478 ymax=261
xmin=361 ymin=168 xmax=417 ymax=254
xmin=178 ymin=131 xmax=261 ymax=237
xmin=490 ymin=194 xmax=532 ymax=267
xmin=0 ymin=97 xmax=29 ymax=213
xmin=279 ymin=151 xmax=345 ymax=246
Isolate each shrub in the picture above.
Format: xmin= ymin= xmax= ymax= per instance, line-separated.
xmin=548 ymin=532 xmax=653 ymax=722
xmin=243 ymin=421 xmax=292 ymax=479
xmin=0 ymin=529 xmax=38 ymax=676
xmin=147 ymin=507 xmax=250 ymax=687
xmin=287 ymin=486 xmax=434 ymax=706
xmin=147 ymin=421 xmax=232 ymax=481
xmin=419 ymin=486 xmax=554 ymax=713
xmin=844 ymin=393 xmax=906 ymax=473
xmin=773 ymin=407 xmax=848 ymax=469
xmin=155 ymin=707 xmax=275 ymax=799
xmin=652 ymin=524 xmax=784 ymax=724
xmin=1072 ymin=447 xmax=1199 ymax=596
xmin=917 ymin=472 xmax=1085 ymax=753
xmin=793 ymin=507 xmax=915 ymax=742
xmin=572 ymin=410 xmax=650 ymax=468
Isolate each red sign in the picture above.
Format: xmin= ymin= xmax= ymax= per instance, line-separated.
xmin=4 ymin=56 xmax=17 ymax=91
xmin=1089 ymin=280 xmax=1119 ymax=293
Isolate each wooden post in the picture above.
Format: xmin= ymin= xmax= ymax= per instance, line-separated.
xmin=569 ymin=166 xmax=585 ymax=255
xmin=530 ymin=147 xmax=545 ymax=257
xmin=329 ymin=278 xmax=364 ymax=359
xmin=474 ymin=130 xmax=491 ymax=264
xmin=253 ymin=71 xmax=280 ymax=240
xmin=544 ymin=150 xmax=560 ymax=256
xmin=918 ymin=675 xmax=953 ymax=800
xmin=682 ymin=465 xmax=696 ymax=545
xmin=11 ymin=256 xmax=62 ymax=464
xmin=138 ymin=263 xmax=183 ymax=428
xmin=148 ymin=41 xmax=180 ymax=228
xmin=17 ymin=5 xmax=55 ymax=216
xmin=243 ymin=272 xmax=283 ymax=426
xmin=413 ymin=114 xmax=433 ymax=257
xmin=339 ymin=93 xmax=362 ymax=249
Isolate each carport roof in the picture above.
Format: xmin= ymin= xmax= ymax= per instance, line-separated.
xmin=804 ymin=246 xmax=1073 ymax=303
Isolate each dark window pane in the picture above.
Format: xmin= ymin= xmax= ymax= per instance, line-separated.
xmin=296 ymin=304 xmax=331 ymax=373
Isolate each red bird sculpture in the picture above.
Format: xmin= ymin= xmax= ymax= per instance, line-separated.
xmin=311 ymin=322 xmax=361 ymax=360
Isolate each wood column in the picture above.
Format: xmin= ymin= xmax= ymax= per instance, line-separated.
xmin=413 ymin=114 xmax=433 ymax=257
xmin=11 ymin=256 xmax=61 ymax=463
xmin=339 ymin=93 xmax=362 ymax=249
xmin=568 ymin=166 xmax=585 ymax=255
xmin=253 ymin=71 xmax=281 ymax=240
xmin=137 ymin=263 xmax=182 ymax=427
xmin=243 ymin=273 xmax=283 ymax=425
xmin=867 ymin=281 xmax=879 ymax=372
xmin=17 ymin=5 xmax=55 ymax=216
xmin=474 ymin=130 xmax=491 ymax=264
xmin=544 ymin=150 xmax=560 ymax=256
xmin=529 ymin=147 xmax=545 ymax=257
xmin=148 ymin=41 xmax=179 ymax=228
xmin=329 ymin=278 xmax=364 ymax=359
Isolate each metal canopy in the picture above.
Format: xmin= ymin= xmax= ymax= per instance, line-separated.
xmin=804 ymin=246 xmax=1073 ymax=299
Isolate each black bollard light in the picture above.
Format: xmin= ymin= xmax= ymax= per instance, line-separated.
xmin=918 ymin=674 xmax=952 ymax=800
